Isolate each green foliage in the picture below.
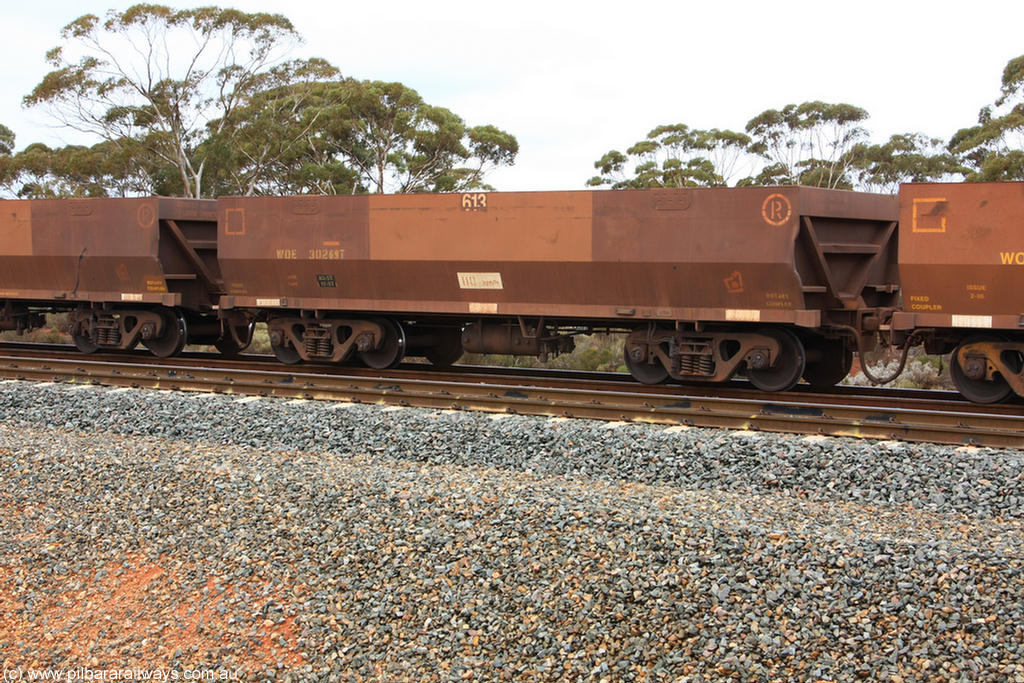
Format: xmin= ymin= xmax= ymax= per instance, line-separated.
xmin=5 ymin=140 xmax=161 ymax=198
xmin=325 ymin=80 xmax=517 ymax=194
xmin=202 ymin=58 xmax=355 ymax=196
xmin=24 ymin=4 xmax=301 ymax=198
xmin=850 ymin=133 xmax=964 ymax=193
xmin=736 ymin=162 xmax=791 ymax=187
xmin=949 ymin=53 xmax=1024 ymax=181
xmin=592 ymin=91 xmax=1014 ymax=192
xmin=745 ymin=101 xmax=869 ymax=188
xmin=19 ymin=7 xmax=517 ymax=198
xmin=588 ymin=124 xmax=751 ymax=189
xmin=212 ymin=77 xmax=517 ymax=195
xmin=0 ymin=124 xmax=13 ymax=190
xmin=997 ymin=54 xmax=1024 ymax=107
xmin=591 ymin=102 xmax=874 ymax=190
xmin=0 ymin=124 xmax=13 ymax=156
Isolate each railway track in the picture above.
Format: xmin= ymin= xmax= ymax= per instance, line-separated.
xmin=1 ymin=342 xmax=1022 ymax=448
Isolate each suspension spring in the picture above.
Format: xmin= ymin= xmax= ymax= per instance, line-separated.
xmin=679 ymin=355 xmax=696 ymax=375
xmin=303 ymin=326 xmax=333 ymax=358
xmin=95 ymin=316 xmax=120 ymax=346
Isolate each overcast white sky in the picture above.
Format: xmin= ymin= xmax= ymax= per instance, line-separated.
xmin=2 ymin=1 xmax=1022 ymax=191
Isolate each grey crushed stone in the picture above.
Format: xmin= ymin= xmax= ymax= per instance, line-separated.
xmin=0 ymin=380 xmax=1022 ymax=682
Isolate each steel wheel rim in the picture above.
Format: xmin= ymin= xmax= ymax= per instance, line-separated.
xmin=73 ymin=332 xmax=99 ymax=354
xmin=143 ymin=310 xmax=188 ymax=358
xmin=802 ymin=337 xmax=852 ymax=389
xmin=748 ymin=328 xmax=806 ymax=392
xmin=951 ymin=335 xmax=1014 ymax=404
xmin=623 ymin=344 xmax=669 ymax=385
xmin=216 ymin=322 xmax=255 ymax=357
xmin=360 ymin=319 xmax=407 ymax=370
xmin=272 ymin=342 xmax=302 ymax=365
xmin=424 ymin=328 xmax=463 ymax=368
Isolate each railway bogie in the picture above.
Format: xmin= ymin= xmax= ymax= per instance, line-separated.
xmin=621 ymin=325 xmax=809 ymax=391
xmin=948 ymin=335 xmax=1023 ymax=403
xmin=67 ymin=307 xmax=168 ymax=353
xmin=266 ymin=315 xmax=388 ymax=364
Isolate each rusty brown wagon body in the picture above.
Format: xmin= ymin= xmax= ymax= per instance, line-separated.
xmin=0 ymin=197 xmax=247 ymax=355
xmin=893 ymin=181 xmax=1024 ymax=402
xmin=218 ymin=187 xmax=899 ymax=388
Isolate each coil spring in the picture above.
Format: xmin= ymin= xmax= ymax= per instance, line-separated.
xmin=304 ymin=327 xmax=333 ymax=357
xmin=698 ymin=354 xmax=714 ymax=375
xmin=679 ymin=355 xmax=696 ymax=375
xmin=95 ymin=319 xmax=120 ymax=346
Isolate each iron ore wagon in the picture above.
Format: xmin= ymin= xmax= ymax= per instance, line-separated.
xmin=216 ymin=187 xmax=899 ymax=392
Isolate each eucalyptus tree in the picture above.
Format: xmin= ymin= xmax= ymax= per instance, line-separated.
xmin=209 ymin=77 xmax=518 ymax=196
xmin=588 ymin=124 xmax=752 ymax=189
xmin=23 ymin=4 xmax=302 ymax=198
xmin=745 ymin=101 xmax=870 ymax=188
xmin=325 ymin=80 xmax=518 ymax=194
xmin=949 ymin=54 xmax=1024 ymax=181
xmin=851 ymin=133 xmax=964 ymax=193
xmin=0 ymin=124 xmax=13 ymax=156
xmin=0 ymin=124 xmax=13 ymax=192
xmin=202 ymin=57 xmax=354 ymax=196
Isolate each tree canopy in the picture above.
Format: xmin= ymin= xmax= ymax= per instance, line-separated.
xmin=589 ymin=101 xmax=904 ymax=191
xmin=0 ymin=124 xmax=13 ymax=157
xmin=7 ymin=10 xmax=1022 ymax=197
xmin=23 ymin=5 xmax=302 ymax=198
xmin=949 ymin=54 xmax=1024 ymax=181
xmin=851 ymin=134 xmax=963 ymax=193
xmin=743 ymin=101 xmax=869 ymax=189
xmin=588 ymin=125 xmax=751 ymax=189
xmin=0 ymin=124 xmax=13 ymax=190
xmin=11 ymin=5 xmax=517 ymax=199
xmin=589 ymin=54 xmax=1024 ymax=191
xmin=203 ymin=76 xmax=518 ymax=196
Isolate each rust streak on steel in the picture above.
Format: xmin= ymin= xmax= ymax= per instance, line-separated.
xmin=0 ymin=347 xmax=1022 ymax=449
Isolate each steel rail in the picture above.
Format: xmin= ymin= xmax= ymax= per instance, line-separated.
xmin=1 ymin=348 xmax=1022 ymax=448
xmin=0 ymin=341 xmax=992 ymax=404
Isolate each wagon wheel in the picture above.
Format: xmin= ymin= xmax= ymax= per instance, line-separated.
xmin=747 ymin=328 xmax=806 ymax=393
xmin=73 ymin=331 xmax=99 ymax=354
xmin=271 ymin=341 xmax=302 ymax=365
xmin=951 ymin=334 xmax=1017 ymax=404
xmin=623 ymin=343 xmax=669 ymax=385
xmin=215 ymin=321 xmax=255 ymax=358
xmin=143 ymin=309 xmax=188 ymax=358
xmin=424 ymin=328 xmax=463 ymax=368
xmin=360 ymin=319 xmax=406 ymax=369
xmin=802 ymin=337 xmax=853 ymax=389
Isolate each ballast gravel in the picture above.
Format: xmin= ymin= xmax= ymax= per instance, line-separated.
xmin=0 ymin=379 xmax=1022 ymax=682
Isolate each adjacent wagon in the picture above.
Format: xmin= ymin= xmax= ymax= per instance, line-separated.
xmin=0 ymin=197 xmax=250 ymax=356
xmin=893 ymin=182 xmax=1024 ymax=401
